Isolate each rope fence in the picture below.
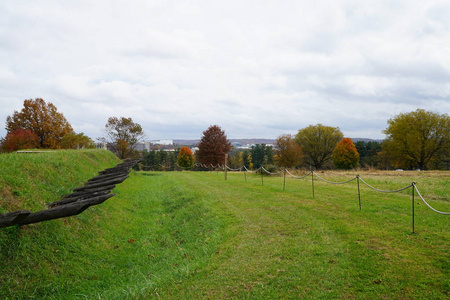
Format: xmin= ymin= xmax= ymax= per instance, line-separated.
xmin=219 ymin=165 xmax=449 ymax=233
xmin=137 ymin=159 xmax=448 ymax=233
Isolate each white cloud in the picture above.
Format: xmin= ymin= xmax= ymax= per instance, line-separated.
xmin=0 ymin=0 xmax=449 ymax=140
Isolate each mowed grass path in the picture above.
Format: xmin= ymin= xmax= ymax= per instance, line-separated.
xmin=1 ymin=169 xmax=448 ymax=299
xmin=134 ymin=171 xmax=449 ymax=299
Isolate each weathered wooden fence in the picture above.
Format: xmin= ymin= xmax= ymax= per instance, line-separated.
xmin=0 ymin=159 xmax=139 ymax=228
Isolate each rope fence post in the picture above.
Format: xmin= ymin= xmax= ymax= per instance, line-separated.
xmin=283 ymin=168 xmax=286 ymax=191
xmin=224 ymin=154 xmax=228 ymax=181
xmin=261 ymin=168 xmax=264 ymax=186
xmin=311 ymin=170 xmax=315 ymax=199
xmin=412 ymin=182 xmax=415 ymax=234
xmin=244 ymin=168 xmax=247 ymax=182
xmin=357 ymin=175 xmax=361 ymax=211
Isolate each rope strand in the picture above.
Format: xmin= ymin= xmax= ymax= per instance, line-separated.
xmin=358 ymin=177 xmax=412 ymax=193
xmin=413 ymin=184 xmax=450 ymax=215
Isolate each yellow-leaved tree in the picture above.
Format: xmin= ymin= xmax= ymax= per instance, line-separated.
xmin=381 ymin=109 xmax=449 ymax=170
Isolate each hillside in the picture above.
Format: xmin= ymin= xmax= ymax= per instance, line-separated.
xmin=0 ymin=150 xmax=121 ymax=214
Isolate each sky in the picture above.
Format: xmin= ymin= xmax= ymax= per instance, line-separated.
xmin=1 ymin=0 xmax=449 ymax=141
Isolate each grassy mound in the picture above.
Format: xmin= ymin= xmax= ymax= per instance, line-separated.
xmin=0 ymin=149 xmax=121 ymax=213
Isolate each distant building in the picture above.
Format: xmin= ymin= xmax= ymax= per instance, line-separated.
xmin=150 ymin=139 xmax=173 ymax=146
xmin=95 ymin=142 xmax=107 ymax=150
xmin=135 ymin=141 xmax=151 ymax=152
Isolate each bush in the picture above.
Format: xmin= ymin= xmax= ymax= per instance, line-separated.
xmin=1 ymin=129 xmax=39 ymax=152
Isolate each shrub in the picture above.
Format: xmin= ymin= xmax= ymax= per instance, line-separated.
xmin=1 ymin=129 xmax=40 ymax=152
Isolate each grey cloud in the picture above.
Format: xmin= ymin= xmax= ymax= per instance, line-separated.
xmin=0 ymin=0 xmax=449 ymax=141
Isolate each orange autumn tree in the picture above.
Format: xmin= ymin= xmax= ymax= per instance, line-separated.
xmin=1 ymin=129 xmax=39 ymax=152
xmin=6 ymin=98 xmax=74 ymax=148
xmin=177 ymin=147 xmax=195 ymax=169
xmin=332 ymin=138 xmax=360 ymax=169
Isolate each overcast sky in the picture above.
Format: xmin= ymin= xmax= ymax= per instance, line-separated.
xmin=1 ymin=0 xmax=449 ymax=141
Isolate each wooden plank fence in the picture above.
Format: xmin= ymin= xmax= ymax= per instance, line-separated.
xmin=0 ymin=159 xmax=139 ymax=228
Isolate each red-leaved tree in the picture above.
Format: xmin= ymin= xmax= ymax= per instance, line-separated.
xmin=332 ymin=138 xmax=360 ymax=169
xmin=196 ymin=125 xmax=232 ymax=166
xmin=1 ymin=129 xmax=40 ymax=152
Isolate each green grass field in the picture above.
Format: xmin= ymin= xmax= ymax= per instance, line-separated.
xmin=1 ymin=151 xmax=449 ymax=299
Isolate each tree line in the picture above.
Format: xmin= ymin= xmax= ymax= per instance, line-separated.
xmin=1 ymin=98 xmax=449 ymax=170
xmin=193 ymin=112 xmax=449 ymax=170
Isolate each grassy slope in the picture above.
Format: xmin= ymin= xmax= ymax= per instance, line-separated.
xmin=0 ymin=150 xmax=121 ymax=213
xmin=0 ymin=150 xmax=121 ymax=297
xmin=1 ymin=160 xmax=449 ymax=299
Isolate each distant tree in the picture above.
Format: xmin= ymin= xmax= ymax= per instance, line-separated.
xmin=296 ymin=124 xmax=343 ymax=169
xmin=229 ymin=150 xmax=244 ymax=169
xmin=275 ymin=134 xmax=303 ymax=168
xmin=1 ymin=129 xmax=39 ymax=152
xmin=355 ymin=141 xmax=381 ymax=168
xmin=157 ymin=149 xmax=172 ymax=170
xmin=100 ymin=117 xmax=145 ymax=159
xmin=141 ymin=150 xmax=159 ymax=170
xmin=332 ymin=138 xmax=360 ymax=169
xmin=168 ymin=149 xmax=178 ymax=171
xmin=250 ymin=144 xmax=274 ymax=169
xmin=382 ymin=109 xmax=449 ymax=170
xmin=5 ymin=98 xmax=74 ymax=148
xmin=227 ymin=149 xmax=253 ymax=169
xmin=140 ymin=149 xmax=177 ymax=170
xmin=243 ymin=150 xmax=252 ymax=169
xmin=177 ymin=147 xmax=195 ymax=169
xmin=196 ymin=125 xmax=232 ymax=166
xmin=60 ymin=133 xmax=95 ymax=149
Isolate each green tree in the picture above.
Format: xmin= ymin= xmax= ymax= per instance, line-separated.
xmin=141 ymin=149 xmax=177 ymax=170
xmin=382 ymin=109 xmax=449 ymax=170
xmin=296 ymin=124 xmax=343 ymax=169
xmin=355 ymin=141 xmax=382 ymax=168
xmin=275 ymin=134 xmax=303 ymax=168
xmin=332 ymin=138 xmax=360 ymax=169
xmin=196 ymin=125 xmax=232 ymax=166
xmin=141 ymin=150 xmax=159 ymax=170
xmin=177 ymin=147 xmax=195 ymax=169
xmin=100 ymin=117 xmax=145 ymax=159
xmin=250 ymin=144 xmax=274 ymax=169
xmin=60 ymin=133 xmax=95 ymax=149
xmin=157 ymin=150 xmax=169 ymax=169
xmin=6 ymin=98 xmax=74 ymax=148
